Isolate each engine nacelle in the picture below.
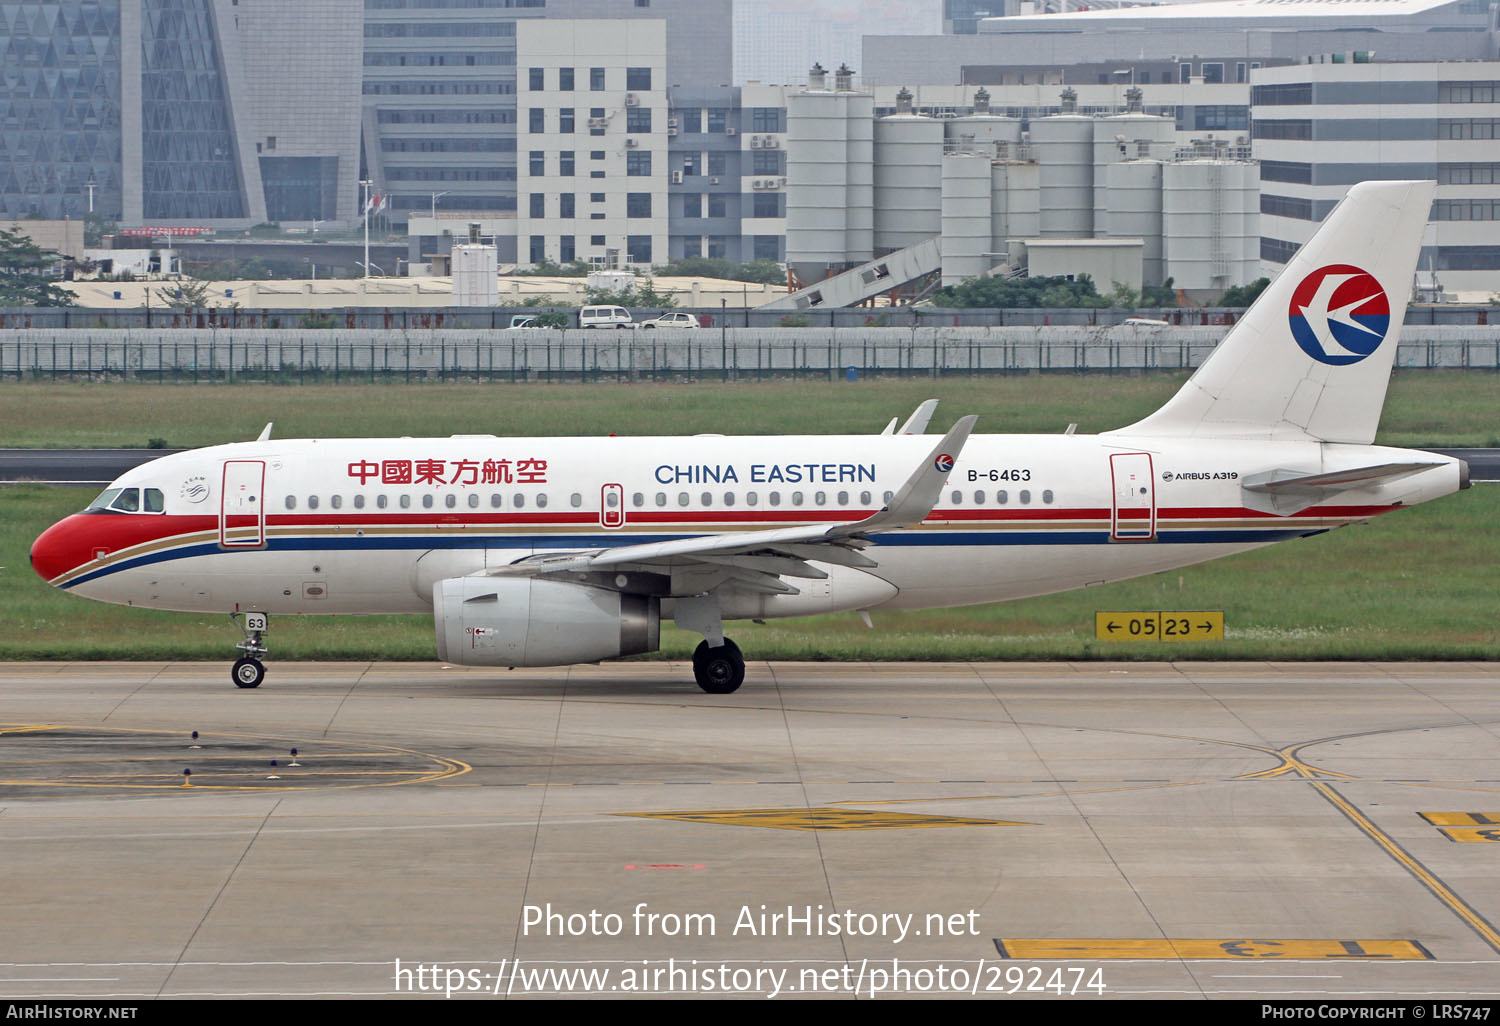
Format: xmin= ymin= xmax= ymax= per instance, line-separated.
xmin=433 ymin=576 xmax=659 ymax=667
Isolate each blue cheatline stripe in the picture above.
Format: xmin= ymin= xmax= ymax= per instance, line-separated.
xmin=57 ymin=527 xmax=1322 ymax=591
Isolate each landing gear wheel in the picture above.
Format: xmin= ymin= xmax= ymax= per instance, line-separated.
xmin=692 ymin=638 xmax=745 ymax=694
xmin=232 ymin=657 xmax=265 ymax=689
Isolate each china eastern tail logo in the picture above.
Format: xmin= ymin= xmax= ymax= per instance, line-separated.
xmin=1288 ymin=264 xmax=1390 ymax=366
xmin=934 ymin=453 xmax=955 ymax=473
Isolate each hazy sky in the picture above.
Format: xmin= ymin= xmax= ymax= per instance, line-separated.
xmin=734 ymin=0 xmax=941 ymax=85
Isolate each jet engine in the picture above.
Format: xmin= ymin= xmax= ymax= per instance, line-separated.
xmin=433 ymin=576 xmax=659 ymax=667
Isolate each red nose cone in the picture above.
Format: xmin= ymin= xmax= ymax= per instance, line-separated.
xmin=31 ymin=515 xmax=87 ymax=583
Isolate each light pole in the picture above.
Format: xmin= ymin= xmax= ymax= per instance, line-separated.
xmin=720 ymin=297 xmax=727 ymax=382
xmin=85 ymin=177 xmax=95 ymax=214
xmin=431 ymin=190 xmax=451 ymax=221
xmin=360 ymin=178 xmax=373 ymax=280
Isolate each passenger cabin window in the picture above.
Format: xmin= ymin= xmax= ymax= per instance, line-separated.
xmin=1043 ymin=490 xmax=1054 ymax=504
xmin=331 ymin=495 xmax=342 ymax=509
xmin=354 ymin=495 xmax=366 ymax=509
xmin=491 ymin=494 xmax=503 ymax=508
xmin=445 ymin=494 xmax=457 ymax=509
xmin=308 ymin=495 xmax=319 ymax=510
xmin=746 ymin=491 xmax=758 ymax=506
xmin=468 ymin=494 xmax=479 ymax=508
xmin=536 ymin=494 xmax=549 ymax=508
xmin=422 ymin=495 xmax=434 ymax=509
xmin=285 ymin=495 xmax=297 ymax=510
xmin=377 ymin=495 xmax=388 ymax=509
xmin=400 ymin=494 xmax=412 ymax=509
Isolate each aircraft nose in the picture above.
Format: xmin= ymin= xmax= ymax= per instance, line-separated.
xmin=31 ymin=516 xmax=86 ymax=584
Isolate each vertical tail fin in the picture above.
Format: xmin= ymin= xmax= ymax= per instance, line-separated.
xmin=1118 ymin=180 xmax=1434 ymax=443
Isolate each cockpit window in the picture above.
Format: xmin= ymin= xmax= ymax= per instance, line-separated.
xmin=83 ymin=486 xmax=166 ymax=514
xmin=85 ymin=488 xmax=124 ymax=512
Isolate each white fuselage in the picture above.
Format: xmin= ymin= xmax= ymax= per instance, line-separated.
xmin=46 ymin=432 xmax=1463 ymax=621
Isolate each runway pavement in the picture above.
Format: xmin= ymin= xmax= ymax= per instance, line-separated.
xmin=0 ymin=660 xmax=1498 ymax=1000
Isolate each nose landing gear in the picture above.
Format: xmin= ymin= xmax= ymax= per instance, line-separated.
xmin=230 ymin=611 xmax=269 ymax=689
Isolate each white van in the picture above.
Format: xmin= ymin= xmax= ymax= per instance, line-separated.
xmin=578 ymin=305 xmax=633 ymax=329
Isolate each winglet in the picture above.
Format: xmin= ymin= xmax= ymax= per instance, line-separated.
xmin=836 ymin=414 xmax=977 ymax=536
xmin=256 ymin=422 xmax=273 ymax=442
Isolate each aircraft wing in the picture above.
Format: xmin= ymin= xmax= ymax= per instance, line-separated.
xmin=489 ymin=415 xmax=977 ymax=587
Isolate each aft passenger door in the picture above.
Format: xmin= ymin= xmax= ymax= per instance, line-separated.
xmin=1110 ymin=452 xmax=1156 ymax=541
xmin=220 ymin=460 xmax=266 ymax=548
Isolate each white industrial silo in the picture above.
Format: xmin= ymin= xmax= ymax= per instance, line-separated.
xmin=1092 ymin=89 xmax=1175 ymax=239
xmin=941 ymin=151 xmax=994 ymax=286
xmin=991 ymin=158 xmax=1040 ymax=265
xmin=845 ymin=78 xmax=876 ymax=266
xmin=1161 ymin=154 xmax=1260 ymax=301
xmin=945 ymin=88 xmax=1023 ymax=155
xmin=874 ymin=87 xmax=944 ymax=256
xmin=785 ymin=63 xmax=875 ymax=284
xmin=1031 ymin=88 xmax=1094 ymax=238
xmin=1103 ymin=159 xmax=1165 ymax=286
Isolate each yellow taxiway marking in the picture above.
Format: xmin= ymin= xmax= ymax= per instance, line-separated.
xmin=1440 ymin=828 xmax=1500 ymax=843
xmin=1236 ymin=741 xmax=1356 ymax=781
xmin=995 ymin=939 xmax=1432 ymax=960
xmin=1420 ymin=812 xmax=1500 ymax=827
xmin=615 ymin=807 xmax=1029 ymax=831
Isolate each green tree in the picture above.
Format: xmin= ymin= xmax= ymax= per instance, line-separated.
xmin=1219 ymin=277 xmax=1271 ymax=308
xmin=933 ymin=273 xmax=1108 ymax=309
xmin=1141 ymin=277 xmax=1178 ymax=308
xmin=653 ymin=256 xmax=787 ymax=285
xmin=1105 ymin=281 xmax=1141 ymax=309
xmin=0 ymin=227 xmax=75 ymax=306
xmin=528 ymin=310 xmax=570 ymax=328
xmin=160 ymin=278 xmax=212 ymax=309
xmin=83 ymin=214 xmax=117 ymax=248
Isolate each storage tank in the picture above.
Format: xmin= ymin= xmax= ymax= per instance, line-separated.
xmin=1031 ymin=89 xmax=1094 ymax=237
xmin=1161 ymin=158 xmax=1260 ymax=300
xmin=940 ymin=151 xmax=994 ymax=286
xmin=452 ymin=229 xmax=498 ymax=305
xmin=991 ymin=158 xmax=1040 ymax=265
xmin=1103 ymin=159 xmax=1164 ymax=286
xmin=945 ymin=87 xmax=1023 ymax=155
xmin=785 ymin=65 xmax=875 ymax=283
xmin=1092 ymin=89 xmax=1175 ymax=239
xmin=874 ymin=87 xmax=944 ymax=255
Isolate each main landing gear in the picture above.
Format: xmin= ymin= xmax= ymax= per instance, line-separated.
xmin=692 ymin=638 xmax=745 ymax=694
xmin=230 ymin=611 xmax=269 ymax=689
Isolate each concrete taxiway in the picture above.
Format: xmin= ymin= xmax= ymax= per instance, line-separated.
xmin=0 ymin=660 xmax=1498 ymax=1000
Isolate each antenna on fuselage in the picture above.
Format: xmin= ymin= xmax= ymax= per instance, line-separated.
xmin=256 ymin=422 xmax=273 ymax=442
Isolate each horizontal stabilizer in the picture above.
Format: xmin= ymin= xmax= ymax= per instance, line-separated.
xmin=1241 ymin=460 xmax=1445 ymax=515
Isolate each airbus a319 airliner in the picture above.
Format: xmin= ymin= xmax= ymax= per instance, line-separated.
xmin=30 ymin=181 xmax=1468 ymax=693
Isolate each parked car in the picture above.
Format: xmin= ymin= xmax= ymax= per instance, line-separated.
xmin=578 ymin=305 xmax=634 ymax=329
xmin=506 ymin=315 xmax=542 ymax=329
xmin=638 ymin=311 xmax=701 ymax=329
